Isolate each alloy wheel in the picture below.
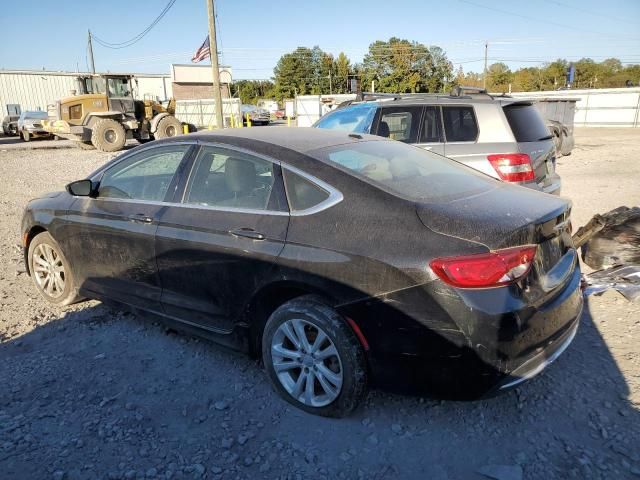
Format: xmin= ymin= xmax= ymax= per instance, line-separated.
xmin=271 ymin=319 xmax=343 ymax=407
xmin=32 ymin=243 xmax=66 ymax=299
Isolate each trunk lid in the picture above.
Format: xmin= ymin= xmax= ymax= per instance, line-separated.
xmin=417 ymin=183 xmax=575 ymax=293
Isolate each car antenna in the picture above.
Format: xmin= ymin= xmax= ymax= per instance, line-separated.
xmin=348 ymin=133 xmax=362 ymax=139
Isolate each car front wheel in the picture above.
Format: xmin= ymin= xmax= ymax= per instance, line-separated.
xmin=262 ymin=296 xmax=368 ymax=417
xmin=28 ymin=232 xmax=81 ymax=306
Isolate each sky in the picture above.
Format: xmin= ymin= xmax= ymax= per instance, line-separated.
xmin=1 ymin=0 xmax=639 ymax=79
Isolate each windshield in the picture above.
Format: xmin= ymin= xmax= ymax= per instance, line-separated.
xmin=314 ymin=105 xmax=377 ymax=133
xmin=309 ymin=140 xmax=497 ymax=203
xmin=107 ymin=78 xmax=131 ymax=97
xmin=23 ymin=111 xmax=48 ymax=120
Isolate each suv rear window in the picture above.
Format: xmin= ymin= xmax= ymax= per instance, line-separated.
xmin=442 ymin=106 xmax=478 ymax=142
xmin=503 ymin=104 xmax=551 ymax=142
xmin=310 ymin=140 xmax=495 ymax=203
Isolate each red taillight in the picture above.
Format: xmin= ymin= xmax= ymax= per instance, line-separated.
xmin=430 ymin=246 xmax=537 ymax=289
xmin=487 ymin=153 xmax=534 ymax=182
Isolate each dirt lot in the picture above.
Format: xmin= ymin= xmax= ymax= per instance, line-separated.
xmin=0 ymin=129 xmax=639 ymax=480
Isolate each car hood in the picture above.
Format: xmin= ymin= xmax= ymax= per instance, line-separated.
xmin=416 ymin=183 xmax=570 ymax=250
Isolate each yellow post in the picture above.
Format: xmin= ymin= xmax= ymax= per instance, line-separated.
xmin=287 ymin=116 xmax=291 ymax=127
xmin=230 ymin=115 xmax=235 ymax=128
xmin=208 ymin=124 xmax=213 ymax=130
xmin=183 ymin=124 xmax=189 ymax=134
xmin=246 ymin=113 xmax=252 ymax=128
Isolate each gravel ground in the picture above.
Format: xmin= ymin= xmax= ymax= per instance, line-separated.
xmin=0 ymin=129 xmax=639 ymax=480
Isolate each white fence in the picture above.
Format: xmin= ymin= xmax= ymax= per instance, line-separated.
xmin=295 ymin=94 xmax=357 ymax=127
xmin=174 ymin=99 xmax=241 ymax=128
xmin=511 ymin=88 xmax=640 ymax=128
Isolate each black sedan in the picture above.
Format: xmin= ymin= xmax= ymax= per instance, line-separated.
xmin=21 ymin=128 xmax=583 ymax=417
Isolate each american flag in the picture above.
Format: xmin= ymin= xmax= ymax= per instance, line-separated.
xmin=191 ymin=36 xmax=210 ymax=63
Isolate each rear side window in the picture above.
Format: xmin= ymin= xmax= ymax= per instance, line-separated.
xmin=314 ymin=105 xmax=376 ymax=133
xmin=377 ymin=106 xmax=422 ymax=143
xmin=503 ymin=104 xmax=551 ymax=142
xmin=283 ymin=169 xmax=330 ymax=212
xmin=442 ymin=106 xmax=478 ymax=142
xmin=312 ymin=140 xmax=495 ymax=203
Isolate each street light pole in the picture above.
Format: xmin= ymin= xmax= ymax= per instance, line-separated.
xmin=483 ymin=41 xmax=488 ymax=89
xmin=206 ymin=0 xmax=224 ymax=129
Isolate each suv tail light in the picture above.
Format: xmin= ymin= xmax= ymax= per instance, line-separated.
xmin=487 ymin=153 xmax=534 ymax=182
xmin=430 ymin=246 xmax=537 ymax=288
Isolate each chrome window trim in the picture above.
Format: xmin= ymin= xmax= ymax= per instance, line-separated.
xmin=90 ymin=139 xmax=344 ymax=217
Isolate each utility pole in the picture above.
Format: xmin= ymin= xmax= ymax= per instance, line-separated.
xmin=328 ymin=72 xmax=332 ymax=95
xmin=482 ymin=41 xmax=488 ymax=89
xmin=88 ymin=30 xmax=96 ymax=74
xmin=206 ymin=0 xmax=224 ymax=129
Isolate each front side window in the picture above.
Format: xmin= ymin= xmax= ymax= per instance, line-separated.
xmin=442 ymin=106 xmax=478 ymax=142
xmin=314 ymin=105 xmax=377 ymax=133
xmin=98 ymin=145 xmax=189 ymax=201
xmin=183 ymin=146 xmax=277 ymax=211
xmin=377 ymin=106 xmax=422 ymax=143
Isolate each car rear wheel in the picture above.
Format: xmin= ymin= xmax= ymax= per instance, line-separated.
xmin=28 ymin=232 xmax=81 ymax=306
xmin=262 ymin=296 xmax=367 ymax=417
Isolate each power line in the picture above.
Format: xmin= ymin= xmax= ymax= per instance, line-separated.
xmin=92 ymin=0 xmax=176 ymax=49
xmin=541 ymin=0 xmax=638 ymax=26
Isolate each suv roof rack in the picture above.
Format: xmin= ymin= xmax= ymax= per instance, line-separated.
xmin=449 ymin=85 xmax=494 ymax=98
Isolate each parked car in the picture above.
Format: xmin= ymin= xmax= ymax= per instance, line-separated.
xmin=241 ymin=104 xmax=271 ymax=125
xmin=22 ymin=128 xmax=582 ymax=417
xmin=18 ymin=111 xmax=51 ymax=141
xmin=2 ymin=115 xmax=19 ymax=136
xmin=275 ymin=109 xmax=286 ymax=119
xmin=313 ymin=89 xmax=561 ymax=195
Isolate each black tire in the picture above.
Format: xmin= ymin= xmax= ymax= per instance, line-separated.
xmin=28 ymin=232 xmax=81 ymax=306
xmin=154 ymin=116 xmax=182 ymax=139
xmin=22 ymin=130 xmax=30 ymax=142
xmin=91 ymin=118 xmax=126 ymax=152
xmin=262 ymin=295 xmax=368 ymax=417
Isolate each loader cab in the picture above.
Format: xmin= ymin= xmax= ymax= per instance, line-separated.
xmin=76 ymin=75 xmax=136 ymax=115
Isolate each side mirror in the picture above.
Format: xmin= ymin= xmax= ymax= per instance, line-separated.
xmin=66 ymin=179 xmax=95 ymax=197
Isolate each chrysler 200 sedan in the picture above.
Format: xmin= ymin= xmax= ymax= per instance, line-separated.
xmin=21 ymin=128 xmax=583 ymax=417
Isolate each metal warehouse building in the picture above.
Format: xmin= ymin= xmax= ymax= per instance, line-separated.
xmin=0 ymin=69 xmax=173 ymax=115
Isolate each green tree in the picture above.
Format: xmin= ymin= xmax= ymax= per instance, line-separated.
xmin=335 ymin=52 xmax=351 ymax=94
xmin=272 ymin=47 xmax=316 ymax=100
xmin=231 ymin=80 xmax=274 ymax=105
xmin=361 ymin=37 xmax=453 ymax=93
xmin=486 ymin=62 xmax=513 ymax=92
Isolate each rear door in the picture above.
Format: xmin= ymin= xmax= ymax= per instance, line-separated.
xmin=155 ymin=143 xmax=289 ymax=333
xmin=502 ymin=102 xmax=560 ymax=193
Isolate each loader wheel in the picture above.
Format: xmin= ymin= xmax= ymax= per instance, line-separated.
xmin=91 ymin=119 xmax=126 ymax=152
xmin=154 ymin=116 xmax=182 ymax=139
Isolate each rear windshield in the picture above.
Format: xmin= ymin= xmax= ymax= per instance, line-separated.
xmin=313 ymin=105 xmax=377 ymax=133
xmin=309 ymin=140 xmax=496 ymax=203
xmin=503 ymin=104 xmax=551 ymax=142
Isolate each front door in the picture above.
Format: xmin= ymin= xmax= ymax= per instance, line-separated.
xmin=155 ymin=144 xmax=290 ymax=333
xmin=64 ymin=144 xmax=193 ymax=311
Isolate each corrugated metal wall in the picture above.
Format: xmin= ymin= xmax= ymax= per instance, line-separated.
xmin=0 ymin=71 xmax=173 ymax=115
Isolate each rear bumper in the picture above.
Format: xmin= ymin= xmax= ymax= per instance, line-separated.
xmin=340 ymin=262 xmax=583 ymax=399
xmin=494 ymin=310 xmax=579 ymax=392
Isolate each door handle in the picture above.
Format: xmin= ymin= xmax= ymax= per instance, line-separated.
xmin=230 ymin=228 xmax=265 ymax=240
xmin=128 ymin=213 xmax=154 ymax=224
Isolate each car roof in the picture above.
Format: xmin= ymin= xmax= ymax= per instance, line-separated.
xmin=179 ymin=127 xmax=384 ymax=155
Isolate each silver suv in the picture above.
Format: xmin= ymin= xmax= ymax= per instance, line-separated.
xmin=313 ymin=89 xmax=561 ymax=195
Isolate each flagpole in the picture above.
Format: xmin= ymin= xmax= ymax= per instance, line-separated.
xmin=206 ymin=0 xmax=224 ymax=129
